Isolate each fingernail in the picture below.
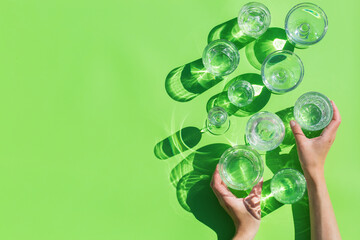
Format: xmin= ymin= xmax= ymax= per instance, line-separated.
xmin=290 ymin=120 xmax=295 ymax=127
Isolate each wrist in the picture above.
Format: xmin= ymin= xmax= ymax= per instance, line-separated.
xmin=303 ymin=169 xmax=325 ymax=187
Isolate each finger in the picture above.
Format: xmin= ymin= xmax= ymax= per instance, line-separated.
xmin=211 ymin=165 xmax=235 ymax=198
xmin=248 ymin=178 xmax=263 ymax=198
xmin=321 ymin=100 xmax=341 ymax=138
xmin=290 ymin=120 xmax=307 ymax=144
xmin=243 ymin=178 xmax=263 ymax=220
xmin=211 ymin=166 xmax=226 ymax=205
xmin=244 ymin=178 xmax=263 ymax=207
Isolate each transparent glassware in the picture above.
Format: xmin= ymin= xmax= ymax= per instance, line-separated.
xmin=202 ymin=39 xmax=240 ymax=77
xmin=261 ymin=50 xmax=304 ymax=94
xmin=219 ymin=145 xmax=264 ymax=190
xmin=227 ymin=80 xmax=254 ymax=107
xmin=294 ymin=91 xmax=333 ymax=131
xmin=206 ymin=106 xmax=230 ymax=135
xmin=270 ymin=168 xmax=307 ymax=204
xmin=285 ymin=3 xmax=328 ymax=48
xmin=238 ymin=2 xmax=271 ymax=38
xmin=245 ymin=111 xmax=285 ymax=151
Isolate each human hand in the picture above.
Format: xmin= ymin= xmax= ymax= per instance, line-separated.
xmin=211 ymin=165 xmax=263 ymax=240
xmin=290 ymin=100 xmax=341 ymax=179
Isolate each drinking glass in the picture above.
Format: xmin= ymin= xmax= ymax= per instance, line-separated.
xmin=246 ymin=111 xmax=285 ymax=151
xmin=238 ymin=2 xmax=271 ymax=38
xmin=219 ymin=145 xmax=264 ymax=190
xmin=206 ymin=106 xmax=230 ymax=135
xmin=270 ymin=168 xmax=307 ymax=204
xmin=202 ymin=39 xmax=240 ymax=76
xmin=227 ymin=80 xmax=254 ymax=107
xmin=261 ymin=50 xmax=304 ymax=94
xmin=285 ymin=3 xmax=328 ymax=48
xmin=294 ymin=91 xmax=333 ymax=131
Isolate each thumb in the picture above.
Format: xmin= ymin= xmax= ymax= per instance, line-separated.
xmin=290 ymin=120 xmax=306 ymax=144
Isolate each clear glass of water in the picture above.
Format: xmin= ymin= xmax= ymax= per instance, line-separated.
xmin=238 ymin=2 xmax=271 ymax=38
xmin=246 ymin=111 xmax=285 ymax=151
xmin=219 ymin=145 xmax=264 ymax=190
xmin=270 ymin=168 xmax=307 ymax=204
xmin=294 ymin=91 xmax=333 ymax=131
xmin=261 ymin=50 xmax=304 ymax=94
xmin=285 ymin=3 xmax=328 ymax=48
xmin=206 ymin=106 xmax=230 ymax=135
xmin=202 ymin=39 xmax=240 ymax=77
xmin=227 ymin=80 xmax=254 ymax=107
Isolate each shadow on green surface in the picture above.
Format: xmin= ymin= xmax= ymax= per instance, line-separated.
xmin=167 ymin=107 xmax=325 ymax=239
xmin=171 ymin=144 xmax=285 ymax=240
xmin=163 ymin=16 xmax=319 ymax=237
xmin=206 ymin=73 xmax=271 ymax=117
xmin=165 ymin=59 xmax=223 ymax=102
xmin=264 ymin=106 xmax=323 ymax=239
xmin=208 ymin=18 xmax=255 ymax=49
xmin=292 ymin=194 xmax=311 ymax=240
xmin=266 ymin=143 xmax=313 ymax=240
xmin=245 ymin=27 xmax=295 ymax=70
xmin=154 ymin=126 xmax=203 ymax=160
xmin=165 ymin=18 xmax=255 ymax=103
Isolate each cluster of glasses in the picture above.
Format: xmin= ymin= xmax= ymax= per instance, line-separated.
xmin=216 ymin=90 xmax=332 ymax=204
xmin=202 ymin=2 xmax=332 ymax=204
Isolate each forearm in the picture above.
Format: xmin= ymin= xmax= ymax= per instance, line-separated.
xmin=304 ymin=171 xmax=341 ymax=240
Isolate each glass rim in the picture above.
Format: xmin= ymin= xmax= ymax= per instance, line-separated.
xmin=227 ymin=79 xmax=255 ymax=107
xmin=219 ymin=145 xmax=264 ymax=190
xmin=207 ymin=106 xmax=228 ymax=124
xmin=270 ymin=168 xmax=307 ymax=204
xmin=285 ymin=2 xmax=328 ymax=46
xmin=237 ymin=2 xmax=271 ymax=38
xmin=293 ymin=91 xmax=333 ymax=131
xmin=261 ymin=50 xmax=304 ymax=94
xmin=245 ymin=111 xmax=285 ymax=151
xmin=202 ymin=39 xmax=240 ymax=77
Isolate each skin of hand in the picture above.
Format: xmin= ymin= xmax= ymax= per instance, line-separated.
xmin=290 ymin=100 xmax=341 ymax=178
xmin=290 ymin=100 xmax=342 ymax=240
xmin=211 ymin=165 xmax=263 ymax=240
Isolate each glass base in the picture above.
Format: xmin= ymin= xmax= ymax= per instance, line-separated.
xmin=206 ymin=119 xmax=230 ymax=136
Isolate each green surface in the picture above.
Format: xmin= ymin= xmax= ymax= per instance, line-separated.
xmin=0 ymin=0 xmax=359 ymax=239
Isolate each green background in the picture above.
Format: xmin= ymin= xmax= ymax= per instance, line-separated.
xmin=0 ymin=0 xmax=359 ymax=239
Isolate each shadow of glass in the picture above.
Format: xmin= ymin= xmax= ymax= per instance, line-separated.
xmin=292 ymin=194 xmax=311 ymax=240
xmin=154 ymin=126 xmax=202 ymax=160
xmin=245 ymin=27 xmax=295 ymax=70
xmin=165 ymin=59 xmax=223 ymax=102
xmin=208 ymin=18 xmax=255 ymax=49
xmin=276 ymin=107 xmax=297 ymax=147
xmin=172 ymin=144 xmax=287 ymax=240
xmin=266 ymin=145 xmax=302 ymax=174
xmin=165 ymin=18 xmax=255 ymax=103
xmin=170 ymin=144 xmax=231 ymax=188
xmin=206 ymin=73 xmax=271 ymax=117
xmin=260 ymin=179 xmax=284 ymax=218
